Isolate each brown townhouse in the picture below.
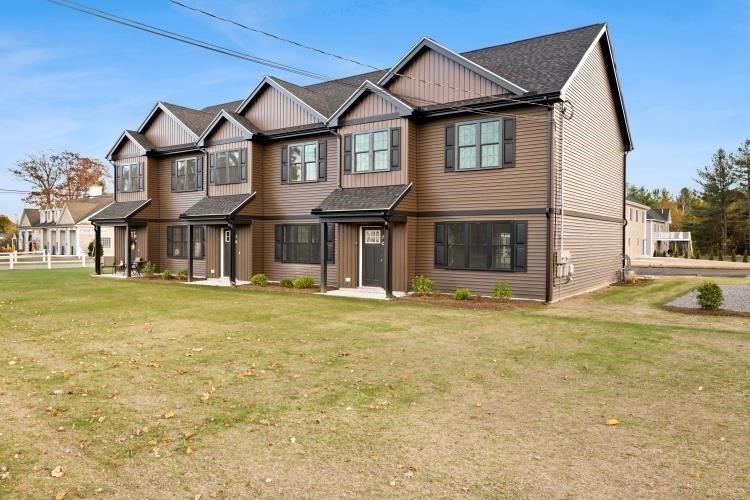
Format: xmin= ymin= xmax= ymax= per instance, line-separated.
xmin=92 ymin=23 xmax=632 ymax=302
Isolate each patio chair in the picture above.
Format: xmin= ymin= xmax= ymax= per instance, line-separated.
xmin=101 ymin=256 xmax=115 ymax=274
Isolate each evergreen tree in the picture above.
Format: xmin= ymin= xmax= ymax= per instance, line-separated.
xmin=732 ymin=139 xmax=750 ymax=253
xmin=696 ymin=149 xmax=737 ymax=255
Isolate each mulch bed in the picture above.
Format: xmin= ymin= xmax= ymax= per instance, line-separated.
xmin=662 ymin=305 xmax=750 ymax=318
xmin=399 ymin=293 xmax=541 ymax=310
xmin=611 ymin=277 xmax=654 ymax=288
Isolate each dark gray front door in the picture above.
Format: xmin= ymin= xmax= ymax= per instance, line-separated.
xmin=362 ymin=227 xmax=384 ymax=287
xmin=222 ymin=228 xmax=231 ymax=277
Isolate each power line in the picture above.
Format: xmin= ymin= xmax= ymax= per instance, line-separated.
xmin=48 ymin=0 xmax=553 ymax=125
xmin=168 ymin=0 xmax=550 ymax=110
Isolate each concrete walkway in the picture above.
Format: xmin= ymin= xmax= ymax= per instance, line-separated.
xmin=631 ymin=257 xmax=750 ymax=270
xmin=322 ymin=287 xmax=406 ymax=300
xmin=186 ymin=278 xmax=250 ymax=287
xmin=634 ymin=267 xmax=750 ymax=278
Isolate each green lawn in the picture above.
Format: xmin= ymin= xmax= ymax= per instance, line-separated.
xmin=0 ymin=270 xmax=748 ymax=499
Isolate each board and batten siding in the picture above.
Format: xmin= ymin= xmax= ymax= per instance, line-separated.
xmin=208 ymin=119 xmax=243 ymax=141
xmin=385 ymin=47 xmax=511 ymax=104
xmin=243 ymin=86 xmax=319 ymax=131
xmin=113 ymin=226 xmax=149 ymax=266
xmin=261 ymin=134 xmax=337 ymax=217
xmin=414 ymin=214 xmax=547 ymax=300
xmin=143 ymin=109 xmax=196 ymax=147
xmin=339 ymin=118 xmax=411 ymax=188
xmin=340 ymin=92 xmax=399 ymax=120
xmin=555 ymin=39 xmax=626 ymax=300
xmin=206 ymin=141 xmax=252 ymax=197
xmin=112 ymin=136 xmax=142 ymax=157
xmin=415 ymin=107 xmax=549 ymax=211
xmin=335 ymin=222 xmax=407 ymax=291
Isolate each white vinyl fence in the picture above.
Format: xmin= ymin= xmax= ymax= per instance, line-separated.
xmin=0 ymin=250 xmax=91 ymax=270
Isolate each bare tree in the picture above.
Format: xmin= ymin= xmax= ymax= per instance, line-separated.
xmin=9 ymin=151 xmax=109 ymax=208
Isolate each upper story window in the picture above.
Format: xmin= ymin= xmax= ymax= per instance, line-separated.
xmin=171 ymin=157 xmax=203 ymax=192
xmin=210 ymin=150 xmax=246 ymax=185
xmin=445 ymin=118 xmax=515 ymax=172
xmin=342 ymin=128 xmax=400 ymax=175
xmin=119 ymin=162 xmax=143 ymax=193
xmin=354 ymin=130 xmax=389 ymax=172
xmin=289 ymin=143 xmax=318 ymax=182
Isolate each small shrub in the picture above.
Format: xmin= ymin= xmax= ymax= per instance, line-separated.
xmin=162 ymin=269 xmax=172 ymax=280
xmin=696 ymin=281 xmax=723 ymax=310
xmin=280 ymin=277 xmax=294 ymax=288
xmin=694 ymin=249 xmax=701 ymax=260
xmin=743 ymin=249 xmax=748 ymax=263
xmin=453 ymin=288 xmax=471 ymax=300
xmin=411 ymin=275 xmax=433 ymax=295
xmin=730 ymin=253 xmax=736 ymax=262
xmin=293 ymin=275 xmax=315 ymax=289
xmin=492 ymin=281 xmax=512 ymax=301
xmin=143 ymin=261 xmax=156 ymax=278
xmin=250 ymin=273 xmax=268 ymax=286
xmin=176 ymin=269 xmax=188 ymax=281
xmin=623 ymin=271 xmax=639 ymax=284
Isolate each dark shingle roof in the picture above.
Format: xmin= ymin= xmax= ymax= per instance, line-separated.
xmin=201 ymin=100 xmax=244 ymax=116
xmin=181 ymin=194 xmax=255 ymax=218
xmin=647 ymin=208 xmax=670 ymax=223
xmin=315 ymin=185 xmax=411 ymax=213
xmin=224 ymin=111 xmax=259 ymax=135
xmin=460 ymin=24 xmax=605 ymax=95
xmin=125 ymin=130 xmax=156 ymax=151
xmin=161 ymin=102 xmax=214 ymax=137
xmin=90 ymin=200 xmax=149 ymax=222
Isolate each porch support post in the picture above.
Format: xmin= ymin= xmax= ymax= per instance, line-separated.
xmin=94 ymin=224 xmax=102 ymax=275
xmin=187 ymin=223 xmax=194 ymax=283
xmin=125 ymin=223 xmax=132 ymax=278
xmin=320 ymin=222 xmax=328 ymax=292
xmin=229 ymin=222 xmax=236 ymax=286
xmin=384 ymin=218 xmax=394 ymax=298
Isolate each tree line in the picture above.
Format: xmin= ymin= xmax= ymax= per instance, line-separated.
xmin=628 ymin=138 xmax=750 ymax=257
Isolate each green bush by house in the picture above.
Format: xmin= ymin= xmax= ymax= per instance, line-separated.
xmin=293 ymin=275 xmax=315 ymax=289
xmin=696 ymin=281 xmax=723 ymax=310
xmin=453 ymin=288 xmax=471 ymax=300
xmin=162 ymin=269 xmax=172 ymax=280
xmin=492 ymin=281 xmax=512 ymax=301
xmin=250 ymin=273 xmax=268 ymax=286
xmin=280 ymin=278 xmax=294 ymax=288
xmin=411 ymin=275 xmax=433 ymax=295
xmin=143 ymin=261 xmax=156 ymax=278
xmin=176 ymin=269 xmax=188 ymax=281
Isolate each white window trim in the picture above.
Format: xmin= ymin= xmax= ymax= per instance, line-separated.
xmin=120 ymin=163 xmax=140 ymax=193
xmin=288 ymin=142 xmax=318 ymax=183
xmin=353 ymin=129 xmax=390 ymax=173
xmin=174 ymin=157 xmax=198 ymax=192
xmin=213 ymin=150 xmax=243 ymax=186
xmin=456 ymin=118 xmax=503 ymax=170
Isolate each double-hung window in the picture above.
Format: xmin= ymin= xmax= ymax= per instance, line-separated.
xmin=120 ymin=163 xmax=140 ymax=192
xmin=174 ymin=158 xmax=197 ymax=192
xmin=214 ymin=150 xmax=241 ymax=185
xmin=354 ymin=130 xmax=389 ymax=172
xmin=274 ymin=224 xmax=335 ymax=264
xmin=289 ymin=143 xmax=318 ymax=183
xmin=167 ymin=226 xmax=205 ymax=259
xmin=458 ymin=120 xmax=502 ymax=169
xmin=435 ymin=221 xmax=526 ymax=272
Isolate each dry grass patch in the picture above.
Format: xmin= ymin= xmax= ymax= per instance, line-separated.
xmin=0 ymin=269 xmax=748 ymax=498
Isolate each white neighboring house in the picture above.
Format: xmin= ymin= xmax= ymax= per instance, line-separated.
xmin=17 ymin=187 xmax=115 ymax=257
xmin=624 ymin=198 xmax=692 ymax=258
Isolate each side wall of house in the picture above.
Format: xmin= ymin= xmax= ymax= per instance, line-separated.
xmin=555 ymin=39 xmax=625 ymax=299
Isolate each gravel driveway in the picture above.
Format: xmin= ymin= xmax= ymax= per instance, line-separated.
xmin=666 ymin=285 xmax=750 ymax=314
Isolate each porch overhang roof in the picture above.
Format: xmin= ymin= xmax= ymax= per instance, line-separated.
xmin=311 ymin=184 xmax=412 ymax=221
xmin=90 ymin=199 xmax=150 ymax=225
xmin=179 ymin=193 xmax=256 ymax=224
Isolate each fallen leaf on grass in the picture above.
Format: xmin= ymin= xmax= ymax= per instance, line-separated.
xmin=201 ymin=392 xmax=210 ymax=401
xmin=97 ymin=416 xmax=106 ymax=423
xmin=51 ymin=466 xmax=65 ymax=478
xmin=606 ymin=418 xmax=619 ymax=426
xmin=55 ymin=490 xmax=66 ymax=500
xmin=163 ymin=411 xmax=175 ymax=419
xmin=185 ymin=447 xmax=194 ymax=456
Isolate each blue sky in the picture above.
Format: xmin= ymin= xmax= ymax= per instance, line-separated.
xmin=1 ymin=0 xmax=749 ymax=219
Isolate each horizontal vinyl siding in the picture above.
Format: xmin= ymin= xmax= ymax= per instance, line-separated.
xmin=262 ymin=134 xmax=337 ymax=216
xmin=340 ymin=118 xmax=410 ymax=188
xmin=414 ymin=214 xmax=547 ymax=300
xmin=143 ymin=109 xmax=195 ymax=147
xmin=158 ymin=223 xmax=206 ymax=278
xmin=114 ymin=157 xmax=148 ymax=203
xmin=415 ymin=107 xmax=549 ymax=211
xmin=206 ymin=141 xmax=252 ymax=197
xmin=386 ymin=47 xmax=511 ymax=105
xmin=157 ymin=155 xmax=206 ymax=220
xmin=244 ymin=86 xmax=319 ymax=131
xmin=554 ymin=216 xmax=621 ymax=300
xmin=261 ymin=220 xmax=337 ymax=285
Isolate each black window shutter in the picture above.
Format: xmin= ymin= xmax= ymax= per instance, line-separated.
xmin=343 ymin=134 xmax=352 ymax=174
xmin=444 ymin=124 xmax=455 ymax=172
xmin=274 ymin=225 xmax=283 ymax=261
xmin=167 ymin=227 xmax=173 ymax=257
xmin=513 ymin=222 xmax=527 ymax=272
xmin=240 ymin=148 xmax=248 ymax=181
xmin=138 ymin=162 xmax=144 ymax=191
xmin=434 ymin=223 xmax=446 ymax=267
xmin=171 ymin=160 xmax=177 ymax=192
xmin=318 ymin=140 xmax=327 ymax=181
xmin=209 ymin=153 xmax=216 ymax=185
xmin=503 ymin=118 xmax=516 ymax=167
xmin=114 ymin=164 xmax=120 ymax=193
xmin=196 ymin=157 xmax=203 ymax=190
xmin=280 ymin=146 xmax=289 ymax=184
xmin=390 ymin=127 xmax=401 ymax=171
xmin=326 ymin=223 xmax=335 ymax=264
